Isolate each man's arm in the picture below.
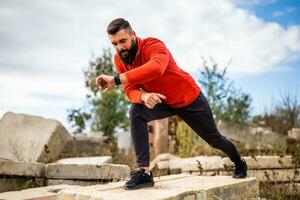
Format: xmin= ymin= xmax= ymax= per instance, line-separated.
xmin=122 ymin=40 xmax=169 ymax=85
xmin=96 ymin=74 xmax=166 ymax=108
xmin=119 ymin=73 xmax=128 ymax=85
xmin=97 ymin=40 xmax=169 ymax=88
xmin=95 ymin=40 xmax=168 ymax=106
xmin=95 ymin=56 xmax=144 ymax=104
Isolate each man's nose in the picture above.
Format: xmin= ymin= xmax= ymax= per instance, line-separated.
xmin=117 ymin=43 xmax=125 ymax=51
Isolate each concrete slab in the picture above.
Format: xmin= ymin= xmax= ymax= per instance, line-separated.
xmin=189 ymin=168 xmax=300 ymax=183
xmin=57 ymin=174 xmax=259 ymax=200
xmin=0 ymin=112 xmax=71 ymax=163
xmin=170 ymin=156 xmax=224 ymax=173
xmin=45 ymin=163 xmax=130 ymax=180
xmin=0 ymin=159 xmax=45 ymax=177
xmin=54 ymin=156 xmax=112 ymax=165
xmin=223 ymin=156 xmax=294 ymax=169
xmin=60 ymin=134 xmax=104 ymax=158
xmin=46 ymin=179 xmax=104 ymax=187
xmin=152 ymin=155 xmax=296 ymax=176
xmin=152 ymin=156 xmax=225 ymax=176
xmin=150 ymin=153 xmax=179 ymax=169
xmin=0 ymin=184 xmax=80 ymax=200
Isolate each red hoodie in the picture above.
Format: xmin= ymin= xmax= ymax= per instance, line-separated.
xmin=114 ymin=36 xmax=201 ymax=108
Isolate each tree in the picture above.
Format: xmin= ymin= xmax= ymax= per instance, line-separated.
xmin=67 ymin=48 xmax=129 ymax=155
xmin=197 ymin=58 xmax=252 ymax=124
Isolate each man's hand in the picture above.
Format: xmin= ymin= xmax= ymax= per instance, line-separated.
xmin=141 ymin=92 xmax=166 ymax=109
xmin=95 ymin=74 xmax=115 ymax=92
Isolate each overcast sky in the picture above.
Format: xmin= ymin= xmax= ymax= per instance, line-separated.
xmin=0 ymin=0 xmax=299 ymax=129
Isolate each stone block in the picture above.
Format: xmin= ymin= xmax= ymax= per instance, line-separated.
xmin=54 ymin=156 xmax=112 ymax=165
xmin=0 ymin=159 xmax=45 ymax=177
xmin=0 ymin=112 xmax=71 ymax=163
xmin=0 ymin=184 xmax=80 ymax=200
xmin=169 ymin=156 xmax=224 ymax=173
xmin=150 ymin=153 xmax=179 ymax=167
xmin=57 ymin=174 xmax=259 ymax=200
xmin=223 ymin=156 xmax=295 ymax=169
xmin=60 ymin=134 xmax=104 ymax=157
xmin=45 ymin=163 xmax=130 ymax=180
xmin=46 ymin=179 xmax=107 ymax=187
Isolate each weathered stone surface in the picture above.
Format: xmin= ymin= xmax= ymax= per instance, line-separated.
xmin=288 ymin=128 xmax=300 ymax=141
xmin=205 ymin=168 xmax=300 ymax=182
xmin=156 ymin=155 xmax=295 ymax=172
xmin=151 ymin=155 xmax=298 ymax=183
xmin=54 ymin=156 xmax=112 ymax=165
xmin=150 ymin=153 xmax=180 ymax=167
xmin=0 ymin=184 xmax=80 ymax=200
xmin=60 ymin=134 xmax=104 ymax=158
xmin=0 ymin=112 xmax=71 ymax=163
xmin=45 ymin=163 xmax=130 ymax=180
xmin=57 ymin=174 xmax=259 ymax=200
xmin=0 ymin=159 xmax=45 ymax=177
xmin=150 ymin=153 xmax=180 ymax=176
xmin=0 ymin=177 xmax=44 ymax=193
xmin=152 ymin=156 xmax=224 ymax=174
xmin=46 ymin=179 xmax=108 ymax=187
xmin=178 ymin=156 xmax=224 ymax=172
xmin=223 ymin=156 xmax=294 ymax=169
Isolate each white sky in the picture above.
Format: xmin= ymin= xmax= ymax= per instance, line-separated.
xmin=0 ymin=0 xmax=300 ymax=129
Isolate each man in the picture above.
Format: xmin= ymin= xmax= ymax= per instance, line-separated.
xmin=96 ymin=18 xmax=248 ymax=190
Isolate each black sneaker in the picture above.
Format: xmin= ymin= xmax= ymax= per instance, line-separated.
xmin=124 ymin=168 xmax=154 ymax=190
xmin=233 ymin=159 xmax=248 ymax=178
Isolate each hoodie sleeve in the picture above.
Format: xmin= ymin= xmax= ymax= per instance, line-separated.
xmin=124 ymin=39 xmax=169 ymax=85
xmin=114 ymin=55 xmax=143 ymax=104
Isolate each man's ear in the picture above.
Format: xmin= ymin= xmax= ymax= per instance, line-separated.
xmin=132 ymin=31 xmax=136 ymax=39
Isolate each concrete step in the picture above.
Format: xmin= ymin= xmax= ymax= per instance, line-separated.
xmin=45 ymin=163 xmax=130 ymax=180
xmin=0 ymin=185 xmax=80 ymax=200
xmin=57 ymin=174 xmax=259 ymax=200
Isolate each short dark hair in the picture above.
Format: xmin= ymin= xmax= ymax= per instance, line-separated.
xmin=106 ymin=18 xmax=133 ymax=35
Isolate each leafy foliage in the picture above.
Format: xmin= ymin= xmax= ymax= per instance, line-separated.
xmin=198 ymin=59 xmax=252 ymax=124
xmin=67 ymin=48 xmax=129 ymax=155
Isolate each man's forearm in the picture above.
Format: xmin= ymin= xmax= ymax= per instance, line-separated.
xmin=119 ymin=73 xmax=129 ymax=85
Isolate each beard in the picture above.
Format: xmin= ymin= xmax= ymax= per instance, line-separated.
xmin=118 ymin=39 xmax=138 ymax=65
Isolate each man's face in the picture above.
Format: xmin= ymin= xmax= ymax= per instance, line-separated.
xmin=108 ymin=29 xmax=137 ymax=64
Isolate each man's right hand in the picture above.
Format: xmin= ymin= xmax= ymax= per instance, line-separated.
xmin=140 ymin=92 xmax=166 ymax=109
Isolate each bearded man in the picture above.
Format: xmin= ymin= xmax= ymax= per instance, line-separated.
xmin=96 ymin=18 xmax=248 ymax=190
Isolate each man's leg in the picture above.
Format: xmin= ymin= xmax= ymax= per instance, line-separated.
xmin=129 ymin=103 xmax=175 ymax=168
xmin=124 ymin=103 xmax=175 ymax=189
xmin=175 ymin=92 xmax=247 ymax=177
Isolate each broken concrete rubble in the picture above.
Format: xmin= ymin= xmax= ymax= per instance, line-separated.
xmin=0 ymin=112 xmax=71 ymax=163
xmin=57 ymin=174 xmax=259 ymax=200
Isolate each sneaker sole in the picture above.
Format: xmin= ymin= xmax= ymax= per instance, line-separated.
xmin=232 ymin=173 xmax=247 ymax=178
xmin=124 ymin=182 xmax=155 ymax=190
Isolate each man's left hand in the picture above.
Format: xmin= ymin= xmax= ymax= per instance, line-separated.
xmin=95 ymin=74 xmax=115 ymax=92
